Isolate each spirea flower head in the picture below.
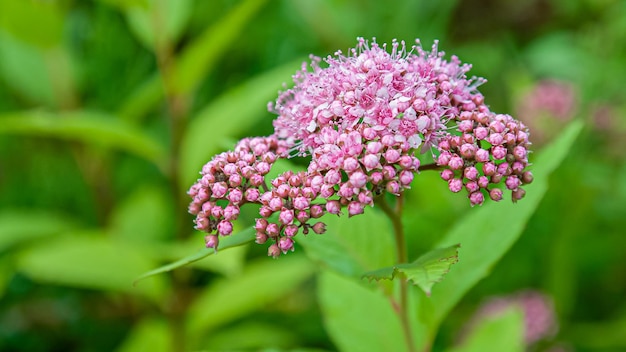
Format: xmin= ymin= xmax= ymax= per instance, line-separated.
xmin=189 ymin=38 xmax=533 ymax=256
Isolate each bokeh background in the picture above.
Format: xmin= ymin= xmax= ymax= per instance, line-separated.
xmin=0 ymin=0 xmax=625 ymax=351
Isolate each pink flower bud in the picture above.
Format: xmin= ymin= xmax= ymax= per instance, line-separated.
xmin=268 ymin=197 xmax=283 ymax=211
xmin=259 ymin=205 xmax=273 ymax=217
xmin=505 ymin=175 xmax=521 ymax=190
xmin=512 ymin=188 xmax=526 ymax=202
xmin=348 ymin=202 xmax=364 ymax=217
xmin=492 ymin=145 xmax=507 ymax=160
xmin=284 ymin=224 xmax=298 ymax=238
xmin=489 ymin=188 xmax=503 ymax=201
xmin=326 ymin=200 xmax=341 ymax=214
xmin=449 ymin=156 xmax=464 ymax=170
xmin=469 ymin=192 xmax=485 ymax=206
xmin=366 ymin=141 xmax=383 ymax=154
xmin=205 ymin=235 xmax=219 ymax=249
xmin=312 ymin=222 xmax=327 ymax=234
xmin=370 ymin=171 xmax=384 ymax=185
xmin=227 ymin=189 xmax=243 ymax=204
xmin=211 ymin=182 xmax=228 ymax=198
xmin=289 ymin=209 xmax=305 ymax=223
xmin=210 ymin=206 xmax=223 ymax=219
xmin=399 ymin=155 xmax=414 ymax=169
xmin=437 ymin=152 xmax=451 ymax=166
xmin=512 ymin=161 xmax=525 ymax=173
xmin=490 ymin=121 xmax=505 ymax=133
xmin=384 ymin=149 xmax=400 ymax=163
xmin=460 ymin=143 xmax=476 ymax=159
xmin=448 ymin=178 xmax=463 ymax=193
xmin=363 ymin=153 xmax=381 ymax=170
xmin=324 ymin=169 xmax=342 ymax=185
xmin=278 ymin=237 xmax=294 ymax=253
xmin=464 ymin=166 xmax=478 ymax=180
xmin=349 ymin=171 xmax=368 ymax=188
xmin=320 ymin=184 xmax=335 ymax=198
xmin=488 ymin=133 xmax=503 ymax=145
xmin=383 ymin=165 xmax=397 ymax=180
xmin=268 ymin=243 xmax=281 ymax=258
xmin=478 ymin=176 xmax=490 ymax=188
xmin=293 ymin=196 xmax=310 ymax=210
xmin=245 ymin=188 xmax=260 ymax=202
xmin=386 ymin=181 xmax=400 ymax=195
xmin=458 ymin=120 xmax=474 ymax=132
xmin=223 ymin=205 xmax=239 ymax=221
xmin=276 ymin=184 xmax=290 ymax=198
xmin=522 ymin=171 xmax=534 ymax=184
xmin=310 ymin=204 xmax=324 ymax=218
xmin=399 ymin=170 xmax=414 ymax=186
xmin=474 ymin=126 xmax=488 ymax=140
xmin=466 ymin=181 xmax=479 ymax=193
xmin=255 ymin=232 xmax=268 ymax=244
xmin=483 ymin=162 xmax=497 ymax=176
xmin=194 ymin=216 xmax=209 ymax=231
xmin=255 ymin=162 xmax=271 ymax=175
xmin=217 ymin=220 xmax=233 ymax=236
xmin=513 ymin=146 xmax=527 ymax=161
xmin=497 ymin=163 xmax=511 ymax=176
xmin=289 ymin=174 xmax=302 ymax=187
xmin=266 ymin=223 xmax=280 ymax=237
xmin=249 ymin=174 xmax=264 ymax=187
xmin=255 ymin=218 xmax=268 ymax=232
xmin=441 ymin=169 xmax=455 ymax=181
xmin=279 ymin=208 xmax=295 ymax=225
xmin=475 ymin=149 xmax=490 ymax=163
xmin=343 ymin=157 xmax=360 ymax=172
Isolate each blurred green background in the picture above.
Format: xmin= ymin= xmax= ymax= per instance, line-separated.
xmin=0 ymin=0 xmax=625 ymax=351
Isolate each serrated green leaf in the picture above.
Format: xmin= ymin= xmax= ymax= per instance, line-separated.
xmin=17 ymin=234 xmax=167 ymax=302
xmin=0 ymin=210 xmax=79 ymax=252
xmin=362 ymin=244 xmax=460 ymax=296
xmin=410 ymin=120 xmax=583 ymax=348
xmin=0 ymin=110 xmax=167 ymax=170
xmin=133 ymin=226 xmax=256 ymax=284
xmin=186 ymin=254 xmax=314 ymax=339
xmin=318 ymin=270 xmax=407 ymax=352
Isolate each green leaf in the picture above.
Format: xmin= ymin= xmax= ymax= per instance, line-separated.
xmin=186 ymin=254 xmax=315 ymax=338
xmin=118 ymin=0 xmax=269 ymax=123
xmin=362 ymin=244 xmax=460 ymax=296
xmin=179 ymin=59 xmax=304 ymax=187
xmin=172 ymin=0 xmax=269 ymax=96
xmin=108 ymin=185 xmax=173 ymax=243
xmin=447 ymin=306 xmax=524 ymax=352
xmin=17 ymin=234 xmax=167 ymax=302
xmin=298 ymin=208 xmax=396 ymax=279
xmin=0 ymin=210 xmax=78 ymax=252
xmin=116 ymin=318 xmax=171 ymax=352
xmin=419 ymin=120 xmax=583 ymax=336
xmin=133 ymin=226 xmax=256 ymax=284
xmin=0 ymin=110 xmax=168 ymax=170
xmin=0 ymin=0 xmax=64 ymax=48
xmin=124 ymin=0 xmax=192 ymax=50
xmin=201 ymin=321 xmax=298 ymax=351
xmin=317 ymin=270 xmax=407 ymax=352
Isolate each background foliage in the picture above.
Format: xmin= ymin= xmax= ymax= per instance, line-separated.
xmin=0 ymin=0 xmax=625 ymax=351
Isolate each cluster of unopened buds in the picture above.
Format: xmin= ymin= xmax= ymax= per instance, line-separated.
xmin=188 ymin=37 xmax=533 ymax=257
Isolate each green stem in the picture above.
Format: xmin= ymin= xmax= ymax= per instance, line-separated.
xmin=377 ymin=195 xmax=416 ymax=352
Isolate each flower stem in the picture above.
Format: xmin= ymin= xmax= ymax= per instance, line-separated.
xmin=377 ymin=195 xmax=416 ymax=352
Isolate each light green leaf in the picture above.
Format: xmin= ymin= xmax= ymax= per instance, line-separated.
xmin=299 ymin=208 xmax=396 ymax=279
xmin=124 ymin=0 xmax=192 ymax=50
xmin=134 ymin=226 xmax=256 ymax=284
xmin=118 ymin=0 xmax=269 ymax=123
xmin=448 ymin=306 xmax=524 ymax=352
xmin=0 ymin=210 xmax=78 ymax=252
xmin=186 ymin=254 xmax=314 ymax=338
xmin=362 ymin=244 xmax=460 ymax=296
xmin=108 ymin=186 xmax=173 ymax=243
xmin=0 ymin=110 xmax=168 ymax=170
xmin=0 ymin=0 xmax=64 ymax=48
xmin=179 ymin=59 xmax=303 ymax=187
xmin=17 ymin=234 xmax=167 ymax=302
xmin=201 ymin=321 xmax=298 ymax=351
xmin=318 ymin=270 xmax=407 ymax=352
xmin=116 ymin=318 xmax=171 ymax=352
xmin=419 ymin=120 xmax=583 ymax=336
xmin=172 ymin=0 xmax=269 ymax=95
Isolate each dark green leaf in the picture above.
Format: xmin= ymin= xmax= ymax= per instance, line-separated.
xmin=362 ymin=244 xmax=460 ymax=296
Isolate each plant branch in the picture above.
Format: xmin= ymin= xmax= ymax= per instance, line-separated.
xmin=376 ymin=195 xmax=416 ymax=352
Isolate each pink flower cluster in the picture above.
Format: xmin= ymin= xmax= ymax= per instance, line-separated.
xmin=189 ymin=38 xmax=533 ymax=256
